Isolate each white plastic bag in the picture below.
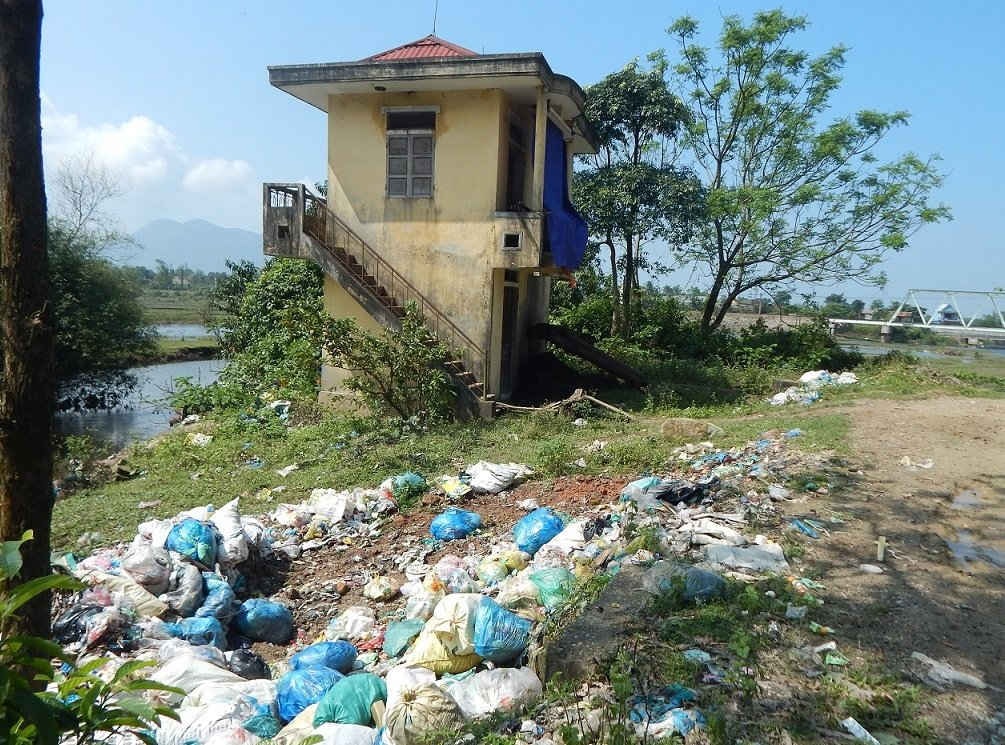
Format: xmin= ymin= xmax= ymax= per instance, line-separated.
xmin=314 ymin=723 xmax=377 ymax=745
xmin=212 ymin=498 xmax=250 ymax=567
xmin=151 ymin=656 xmax=244 ymax=703
xmin=443 ymin=667 xmax=542 ymax=720
xmin=122 ymin=541 xmax=172 ymax=596
xmin=326 ymin=605 xmax=376 ymax=641
xmin=384 ymin=683 xmax=462 ymax=745
xmin=159 ymin=561 xmax=204 ymax=617
xmin=155 ymin=701 xmax=258 ymax=745
xmin=137 ymin=518 xmax=174 ymax=550
xmin=309 ymin=488 xmax=353 ymax=522
xmin=424 ymin=594 xmax=481 ymax=655
xmin=80 ymin=570 xmax=168 ymax=618
xmin=537 ymin=521 xmax=587 ymax=557
xmin=465 ymin=461 xmax=533 ymax=494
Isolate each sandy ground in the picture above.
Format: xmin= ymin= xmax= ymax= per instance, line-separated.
xmin=807 ymin=397 xmax=1005 ymax=738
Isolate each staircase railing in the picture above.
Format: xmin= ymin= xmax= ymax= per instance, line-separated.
xmin=275 ymin=184 xmax=488 ymax=388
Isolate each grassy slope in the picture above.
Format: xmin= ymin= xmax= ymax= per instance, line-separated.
xmin=53 ymin=356 xmax=1004 ymax=552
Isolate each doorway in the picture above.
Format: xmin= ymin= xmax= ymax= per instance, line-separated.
xmin=498 ymin=272 xmax=520 ymax=399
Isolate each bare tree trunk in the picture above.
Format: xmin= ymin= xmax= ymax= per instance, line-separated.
xmin=605 ymin=236 xmax=621 ymax=337
xmin=619 ymin=234 xmax=634 ymax=337
xmin=0 ymin=0 xmax=54 ymax=638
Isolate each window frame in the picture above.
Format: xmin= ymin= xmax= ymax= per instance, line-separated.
xmin=386 ymin=128 xmax=434 ymax=199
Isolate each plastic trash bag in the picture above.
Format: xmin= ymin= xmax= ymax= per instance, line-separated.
xmin=229 ymin=648 xmax=270 ymax=680
xmin=383 ymin=619 xmax=425 ymax=658
xmin=156 ymin=700 xmax=256 ymax=745
xmin=243 ymin=712 xmax=282 ymax=738
xmin=152 ymin=656 xmax=244 ymax=704
xmin=326 ymin=606 xmax=376 ymax=642
xmin=165 ymin=518 xmax=219 ymax=568
xmin=442 ymin=567 xmax=478 ymax=594
xmin=276 ymin=667 xmax=344 ymax=723
xmin=196 ymin=572 xmax=238 ymax=622
xmin=160 ymin=561 xmax=205 ymax=617
xmin=314 ymin=672 xmax=387 ymax=726
xmin=472 ymin=597 xmax=532 ymax=663
xmin=537 ymin=521 xmax=587 ymax=557
xmin=121 ymin=541 xmax=172 ymax=595
xmin=80 ymin=570 xmax=168 ymax=617
xmin=233 ymin=598 xmax=294 ymax=644
xmin=314 ymin=722 xmax=378 ymax=745
xmin=425 ymin=594 xmax=481 ymax=655
xmin=703 ymin=542 xmax=791 ymax=574
xmin=52 ymin=603 xmax=104 ymax=644
xmin=212 ymin=498 xmax=250 ymax=567
xmin=512 ymin=508 xmax=564 ymax=555
xmin=641 ymin=561 xmax=726 ymax=603
xmin=163 ymin=616 xmax=228 ymax=649
xmin=475 ymin=558 xmax=509 ymax=586
xmin=363 ymin=575 xmax=398 ymax=601
xmin=403 ymin=588 xmax=442 ymax=621
xmin=156 ymin=638 xmax=228 ymax=667
xmin=446 ymin=667 xmax=542 ymax=720
xmin=290 ymin=640 xmax=358 ymax=674
xmin=496 ymin=572 xmax=542 ymax=615
xmin=405 ymin=630 xmax=481 ymax=675
xmin=429 ymin=508 xmax=482 ymax=541
xmin=384 ymin=683 xmax=462 ymax=745
xmin=383 ymin=472 xmax=426 ymax=503
xmin=529 ymin=567 xmax=575 ymax=609
xmin=620 ymin=476 xmax=662 ymax=502
xmin=465 ymin=461 xmax=532 ymax=494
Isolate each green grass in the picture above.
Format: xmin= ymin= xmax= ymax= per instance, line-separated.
xmin=155 ymin=336 xmax=220 ymax=354
xmin=140 ymin=289 xmax=223 ymax=325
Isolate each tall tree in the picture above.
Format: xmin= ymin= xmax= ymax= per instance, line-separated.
xmin=668 ymin=11 xmax=950 ymax=332
xmin=0 ymin=0 xmax=54 ymax=637
xmin=573 ymin=57 xmax=703 ymax=337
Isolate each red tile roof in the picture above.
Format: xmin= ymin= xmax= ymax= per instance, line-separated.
xmin=368 ymin=34 xmax=478 ymax=61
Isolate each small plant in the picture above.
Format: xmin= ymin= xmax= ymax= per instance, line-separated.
xmin=0 ymin=532 xmax=180 ymax=744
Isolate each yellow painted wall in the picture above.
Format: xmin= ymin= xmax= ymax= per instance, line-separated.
xmin=325 ymin=89 xmax=508 ymax=362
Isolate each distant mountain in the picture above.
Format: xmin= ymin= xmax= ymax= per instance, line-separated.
xmin=124 ymin=219 xmax=262 ymax=273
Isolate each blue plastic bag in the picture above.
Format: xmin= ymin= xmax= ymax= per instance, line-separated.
xmin=195 ymin=572 xmax=238 ymax=622
xmin=165 ymin=518 xmax=219 ymax=568
xmin=276 ymin=666 xmax=343 ymax=723
xmin=429 ymin=508 xmax=482 ymax=541
xmin=162 ymin=616 xmax=227 ymax=649
xmin=473 ymin=597 xmax=532 ymax=662
xmin=391 ymin=472 xmax=426 ymax=503
xmin=233 ymin=598 xmax=294 ymax=644
xmin=289 ymin=640 xmax=357 ymax=674
xmin=512 ymin=508 xmax=563 ymax=555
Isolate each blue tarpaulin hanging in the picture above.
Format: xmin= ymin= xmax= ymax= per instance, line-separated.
xmin=544 ymin=120 xmax=588 ymax=269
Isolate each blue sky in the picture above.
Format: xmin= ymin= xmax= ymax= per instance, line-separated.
xmin=39 ymin=0 xmax=1004 ymax=301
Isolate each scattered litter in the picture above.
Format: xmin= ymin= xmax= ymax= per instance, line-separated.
xmin=842 ymin=716 xmax=881 ymax=744
xmin=899 ymin=456 xmax=934 ymax=470
xmin=769 ymin=369 xmax=857 ymax=405
xmin=276 ymin=464 xmax=300 ymax=477
xmin=785 ymin=604 xmax=808 ymax=620
xmin=859 ymin=564 xmax=885 ymax=574
xmin=466 ymin=461 xmax=533 ymax=493
xmin=910 ymin=651 xmax=989 ymax=690
xmin=186 ymin=432 xmax=213 ymax=447
xmin=703 ymin=542 xmax=791 ymax=574
xmin=430 ymin=508 xmax=482 ymax=541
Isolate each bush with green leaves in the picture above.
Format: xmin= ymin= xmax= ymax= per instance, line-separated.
xmin=1 ymin=532 xmax=179 ymax=744
xmin=214 ymin=258 xmax=326 ymax=400
xmin=323 ymin=306 xmax=456 ymax=422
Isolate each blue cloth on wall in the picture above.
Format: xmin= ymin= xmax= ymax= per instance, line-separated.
xmin=544 ymin=121 xmax=588 ymax=269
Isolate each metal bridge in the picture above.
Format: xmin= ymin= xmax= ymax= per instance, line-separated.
xmin=829 ymin=289 xmax=1005 ymax=338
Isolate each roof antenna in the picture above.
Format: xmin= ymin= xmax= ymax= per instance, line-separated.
xmin=432 ymin=0 xmax=439 ymax=34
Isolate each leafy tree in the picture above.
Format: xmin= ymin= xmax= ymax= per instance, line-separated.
xmin=322 ymin=306 xmax=455 ymax=422
xmin=217 ymin=258 xmax=325 ymax=399
xmin=668 ymin=10 xmax=950 ymax=332
xmin=208 ymin=259 xmax=260 ymax=336
xmin=0 ymin=0 xmax=54 ymax=639
xmin=573 ymin=57 xmax=704 ymax=337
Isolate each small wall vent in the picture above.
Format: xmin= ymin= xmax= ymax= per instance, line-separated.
xmin=502 ymin=232 xmax=521 ymax=250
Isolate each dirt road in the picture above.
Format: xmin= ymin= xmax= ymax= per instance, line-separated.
xmin=810 ymin=397 xmax=1005 ymax=739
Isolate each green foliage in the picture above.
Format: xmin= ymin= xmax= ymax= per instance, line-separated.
xmin=574 ymin=56 xmax=704 ymax=337
xmin=0 ymin=534 xmax=179 ymax=744
xmin=217 ymin=258 xmax=326 ymax=400
xmin=667 ymin=10 xmax=950 ymax=331
xmin=322 ymin=306 xmax=456 ymax=422
xmin=170 ymin=376 xmax=258 ymax=416
xmin=49 ymin=225 xmax=157 ymax=380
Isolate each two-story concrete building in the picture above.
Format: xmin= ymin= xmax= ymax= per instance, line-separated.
xmin=263 ymin=35 xmax=597 ymax=415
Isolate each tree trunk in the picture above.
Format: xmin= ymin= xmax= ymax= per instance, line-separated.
xmin=619 ymin=234 xmax=634 ymax=337
xmin=606 ymin=239 xmax=621 ymax=337
xmin=0 ymin=0 xmax=54 ymax=638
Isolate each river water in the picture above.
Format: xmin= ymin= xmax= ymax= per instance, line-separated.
xmin=57 ymin=324 xmax=225 ymax=448
xmin=840 ymin=340 xmax=1005 ymax=359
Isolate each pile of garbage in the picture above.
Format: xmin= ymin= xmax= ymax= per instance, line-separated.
xmin=769 ymin=369 xmax=858 ymax=406
xmin=51 ymin=436 xmax=815 ymax=745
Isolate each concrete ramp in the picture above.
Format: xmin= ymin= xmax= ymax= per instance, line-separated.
xmin=531 ymin=323 xmax=646 ymax=388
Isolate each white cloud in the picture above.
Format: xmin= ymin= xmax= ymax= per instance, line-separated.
xmin=182 ymin=158 xmax=254 ymax=192
xmin=41 ymin=94 xmax=179 ymax=185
